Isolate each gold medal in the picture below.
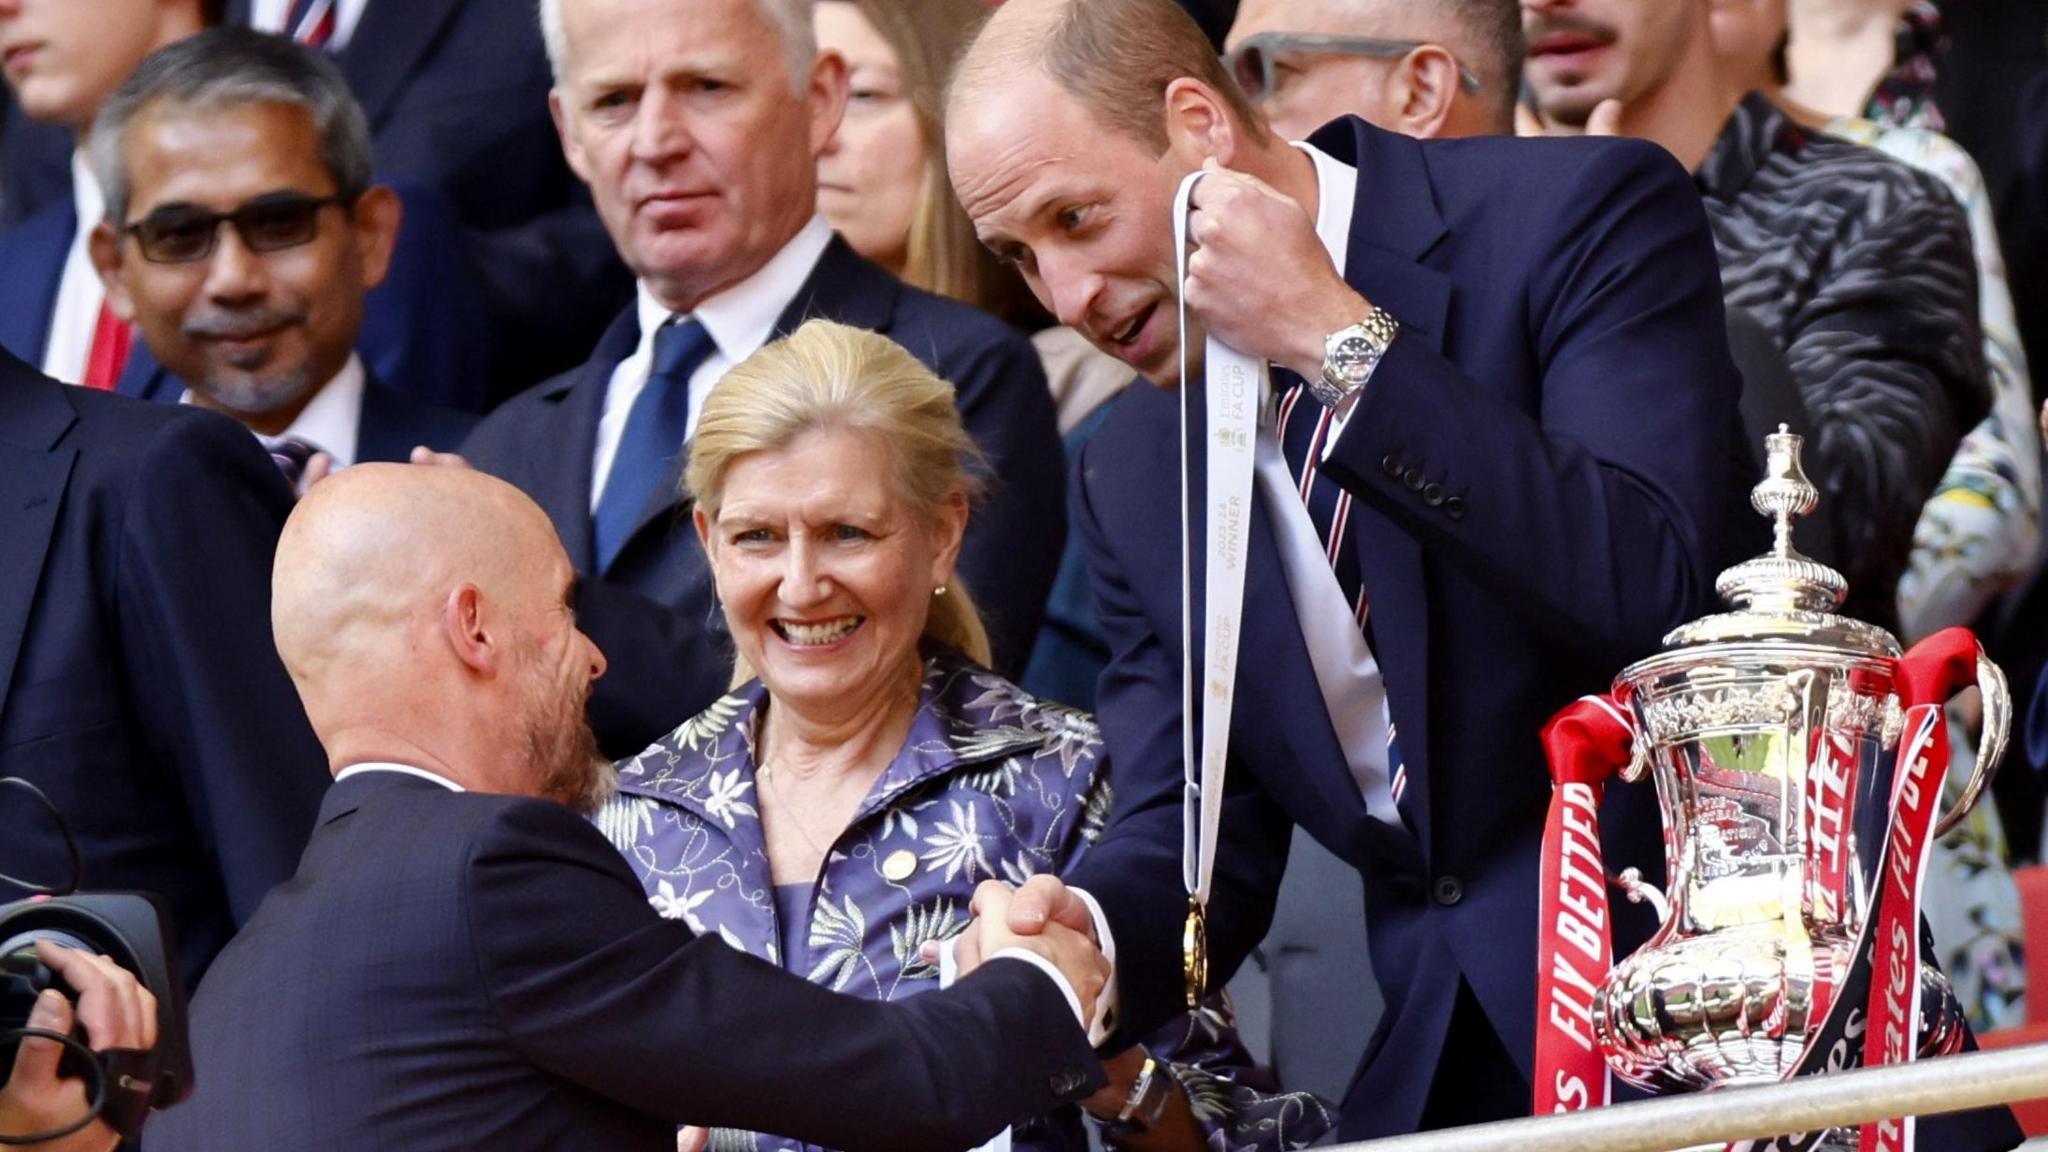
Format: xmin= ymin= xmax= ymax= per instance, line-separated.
xmin=1183 ymin=897 xmax=1207 ymax=1008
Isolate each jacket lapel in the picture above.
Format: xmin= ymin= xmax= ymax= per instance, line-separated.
xmin=333 ymin=0 xmax=465 ymax=129
xmin=113 ymin=342 xmax=171 ymax=402
xmin=0 ymin=359 xmax=77 ymax=718
xmin=560 ymin=309 xmax=642 ymax=573
xmin=1304 ymin=118 xmax=1459 ymax=852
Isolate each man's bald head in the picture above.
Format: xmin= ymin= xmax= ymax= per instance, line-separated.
xmin=271 ymin=465 xmax=608 ymax=808
xmin=273 ymin=465 xmax=561 ymax=686
xmin=950 ymin=0 xmax=1265 ymax=154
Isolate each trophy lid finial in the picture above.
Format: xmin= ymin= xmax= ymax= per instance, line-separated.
xmin=1713 ymin=426 xmax=1849 ymax=616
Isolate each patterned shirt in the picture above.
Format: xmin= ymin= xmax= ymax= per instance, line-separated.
xmin=1866 ymin=1 xmax=1948 ymax=131
xmin=596 ymin=647 xmax=1334 ymax=1152
xmin=1696 ymin=92 xmax=1988 ymax=631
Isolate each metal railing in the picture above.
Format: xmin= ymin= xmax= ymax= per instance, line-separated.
xmin=1328 ymin=1043 xmax=2048 ymax=1152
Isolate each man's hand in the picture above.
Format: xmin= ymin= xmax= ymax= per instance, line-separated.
xmin=409 ymin=446 xmax=472 ymax=469
xmin=0 ymin=942 xmax=158 ymax=1152
xmin=935 ymin=875 xmax=1100 ymax=977
xmin=972 ymin=884 xmax=1110 ymax=1025
xmin=1181 ymin=158 xmax=1370 ymax=380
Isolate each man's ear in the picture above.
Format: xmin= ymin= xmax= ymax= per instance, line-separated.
xmin=808 ymin=49 xmax=851 ymax=157
xmin=349 ymin=185 xmax=403 ymax=292
xmin=1388 ymin=46 xmax=1461 ymax=139
xmin=442 ymin=584 xmax=500 ymax=677
xmin=1162 ymin=76 xmax=1244 ymax=166
xmin=88 ymin=223 xmax=136 ymax=322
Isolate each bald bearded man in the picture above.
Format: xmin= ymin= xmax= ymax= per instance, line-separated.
xmin=149 ymin=465 xmax=1110 ymax=1152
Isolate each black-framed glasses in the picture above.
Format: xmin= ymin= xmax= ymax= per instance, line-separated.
xmin=120 ymin=191 xmax=354 ymax=265
xmin=1224 ymin=32 xmax=1483 ymax=103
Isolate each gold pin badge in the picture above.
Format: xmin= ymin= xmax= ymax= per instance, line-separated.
xmin=883 ymin=850 xmax=918 ymax=882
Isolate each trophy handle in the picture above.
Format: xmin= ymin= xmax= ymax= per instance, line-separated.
xmin=1932 ymin=651 xmax=2009 ymax=839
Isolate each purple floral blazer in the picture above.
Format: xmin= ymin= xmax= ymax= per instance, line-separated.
xmin=595 ymin=647 xmax=1332 ymax=1152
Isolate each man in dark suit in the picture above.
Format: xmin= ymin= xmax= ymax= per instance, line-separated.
xmin=147 ymin=464 xmax=1108 ymax=1152
xmin=456 ymin=0 xmax=1065 ymax=757
xmin=0 ymin=347 xmax=329 ymax=991
xmin=0 ymin=2 xmax=492 ymax=412
xmin=940 ymin=0 xmax=1736 ymax=1139
xmin=227 ymin=0 xmax=631 ymax=395
xmin=86 ymin=28 xmax=472 ymax=489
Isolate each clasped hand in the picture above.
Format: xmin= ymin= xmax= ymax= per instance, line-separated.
xmin=923 ymin=876 xmax=1109 ymax=1028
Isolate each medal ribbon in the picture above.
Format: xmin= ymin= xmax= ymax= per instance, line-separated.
xmin=1175 ymin=172 xmax=1263 ymax=1003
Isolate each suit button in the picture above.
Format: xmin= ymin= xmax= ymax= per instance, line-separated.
xmin=1422 ymin=482 xmax=1446 ymax=506
xmin=1381 ymin=453 xmax=1403 ymax=478
xmin=1432 ymin=876 xmax=1465 ymax=906
xmin=1444 ymin=496 xmax=1468 ymax=521
xmin=1402 ymin=468 xmax=1426 ymax=492
xmin=1050 ymin=1066 xmax=1089 ymax=1099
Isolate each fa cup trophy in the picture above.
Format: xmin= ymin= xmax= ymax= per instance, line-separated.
xmin=1533 ymin=427 xmax=2009 ymax=1152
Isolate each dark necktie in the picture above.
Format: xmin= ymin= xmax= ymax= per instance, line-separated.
xmin=1274 ymin=375 xmax=1408 ymax=809
xmin=282 ymin=0 xmax=337 ymax=47
xmin=593 ymin=318 xmax=716 ymax=572
xmin=269 ymin=437 xmax=317 ymax=491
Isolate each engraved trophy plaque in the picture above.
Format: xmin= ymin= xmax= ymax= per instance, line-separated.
xmin=1533 ymin=427 xmax=2009 ymax=1152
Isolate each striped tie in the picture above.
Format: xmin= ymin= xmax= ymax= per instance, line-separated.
xmin=282 ymin=0 xmax=337 ymax=47
xmin=1274 ymin=375 xmax=1408 ymax=810
xmin=270 ymin=438 xmax=318 ymax=491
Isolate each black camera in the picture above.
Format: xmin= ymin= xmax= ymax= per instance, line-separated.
xmin=0 ymin=772 xmax=193 ymax=1146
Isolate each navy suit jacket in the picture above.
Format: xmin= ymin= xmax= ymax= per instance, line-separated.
xmin=122 ymin=357 xmax=477 ymax=461
xmin=464 ymin=237 xmax=1067 ymax=757
xmin=0 ymin=177 xmax=493 ymax=412
xmin=0 ymin=350 xmax=329 ymax=989
xmin=148 ymin=771 xmax=1102 ymax=1152
xmin=227 ymin=0 xmax=632 ymax=393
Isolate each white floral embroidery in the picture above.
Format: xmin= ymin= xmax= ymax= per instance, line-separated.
xmin=921 ymin=800 xmax=992 ymax=882
xmin=702 ymin=768 xmax=758 ymax=829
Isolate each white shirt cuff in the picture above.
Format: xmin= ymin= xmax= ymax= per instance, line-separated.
xmin=1319 ymin=387 xmax=1363 ymax=462
xmin=1068 ymin=887 xmax=1116 ymax=1045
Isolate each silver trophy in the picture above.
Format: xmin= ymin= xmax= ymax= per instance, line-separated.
xmin=1594 ymin=428 xmax=2008 ymax=1115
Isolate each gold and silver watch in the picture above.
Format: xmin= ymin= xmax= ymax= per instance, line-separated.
xmin=1309 ymin=306 xmax=1400 ymax=409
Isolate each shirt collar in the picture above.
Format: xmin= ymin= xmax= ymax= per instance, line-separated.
xmin=70 ymin=149 xmax=103 ymax=239
xmin=1293 ymin=140 xmax=1357 ymax=279
xmin=333 ymin=761 xmax=466 ymax=791
xmin=1696 ymin=91 xmax=1795 ymax=201
xmin=178 ymin=352 xmax=366 ymax=469
xmin=632 ymin=214 xmax=835 ymax=366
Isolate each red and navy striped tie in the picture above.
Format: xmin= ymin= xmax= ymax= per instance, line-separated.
xmin=283 ymin=0 xmax=337 ymax=48
xmin=1275 ymin=374 xmax=1407 ymax=810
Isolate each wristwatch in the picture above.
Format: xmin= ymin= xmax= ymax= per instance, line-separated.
xmin=1098 ymin=1055 xmax=1174 ymax=1145
xmin=1310 ymin=306 xmax=1400 ymax=409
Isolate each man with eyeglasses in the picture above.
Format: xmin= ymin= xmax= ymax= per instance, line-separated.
xmin=1222 ymin=0 xmax=1521 ymax=139
xmin=86 ymin=28 xmax=473 ymax=495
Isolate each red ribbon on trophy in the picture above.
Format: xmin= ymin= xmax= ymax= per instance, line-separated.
xmin=1533 ymin=694 xmax=1634 ymax=1116
xmin=1532 ymin=627 xmax=1989 ymax=1150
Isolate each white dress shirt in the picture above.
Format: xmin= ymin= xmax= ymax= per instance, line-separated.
xmin=250 ymin=0 xmax=370 ymax=50
xmin=42 ymin=151 xmax=107 ymax=386
xmin=588 ymin=215 xmax=835 ymax=511
xmin=334 ymin=761 xmax=465 ymax=790
xmin=180 ymin=353 xmax=368 ymax=473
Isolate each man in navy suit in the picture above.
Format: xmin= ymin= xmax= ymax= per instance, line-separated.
xmin=0 ymin=3 xmax=492 ymax=412
xmin=940 ymin=0 xmax=1744 ymax=1139
xmin=455 ymin=0 xmax=1066 ymax=757
xmin=225 ymin=0 xmax=630 ymax=395
xmin=87 ymin=28 xmax=472 ymax=489
xmin=0 ymin=347 xmax=329 ymax=992
xmin=147 ymin=464 xmax=1107 ymax=1152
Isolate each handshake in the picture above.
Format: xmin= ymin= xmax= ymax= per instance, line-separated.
xmin=932 ymin=876 xmax=1113 ymax=1032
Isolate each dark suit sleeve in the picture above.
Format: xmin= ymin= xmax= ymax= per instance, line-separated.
xmin=1322 ymin=141 xmax=1737 ymax=670
xmin=465 ymin=800 xmax=1105 ymax=1150
xmin=940 ymin=330 xmax=1067 ymax=677
xmin=114 ymin=411 xmax=329 ymax=925
xmin=1063 ymin=445 xmax=1296 ymax=1043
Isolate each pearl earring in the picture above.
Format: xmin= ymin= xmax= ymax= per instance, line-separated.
xmin=933 ymin=585 xmax=948 ymax=597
